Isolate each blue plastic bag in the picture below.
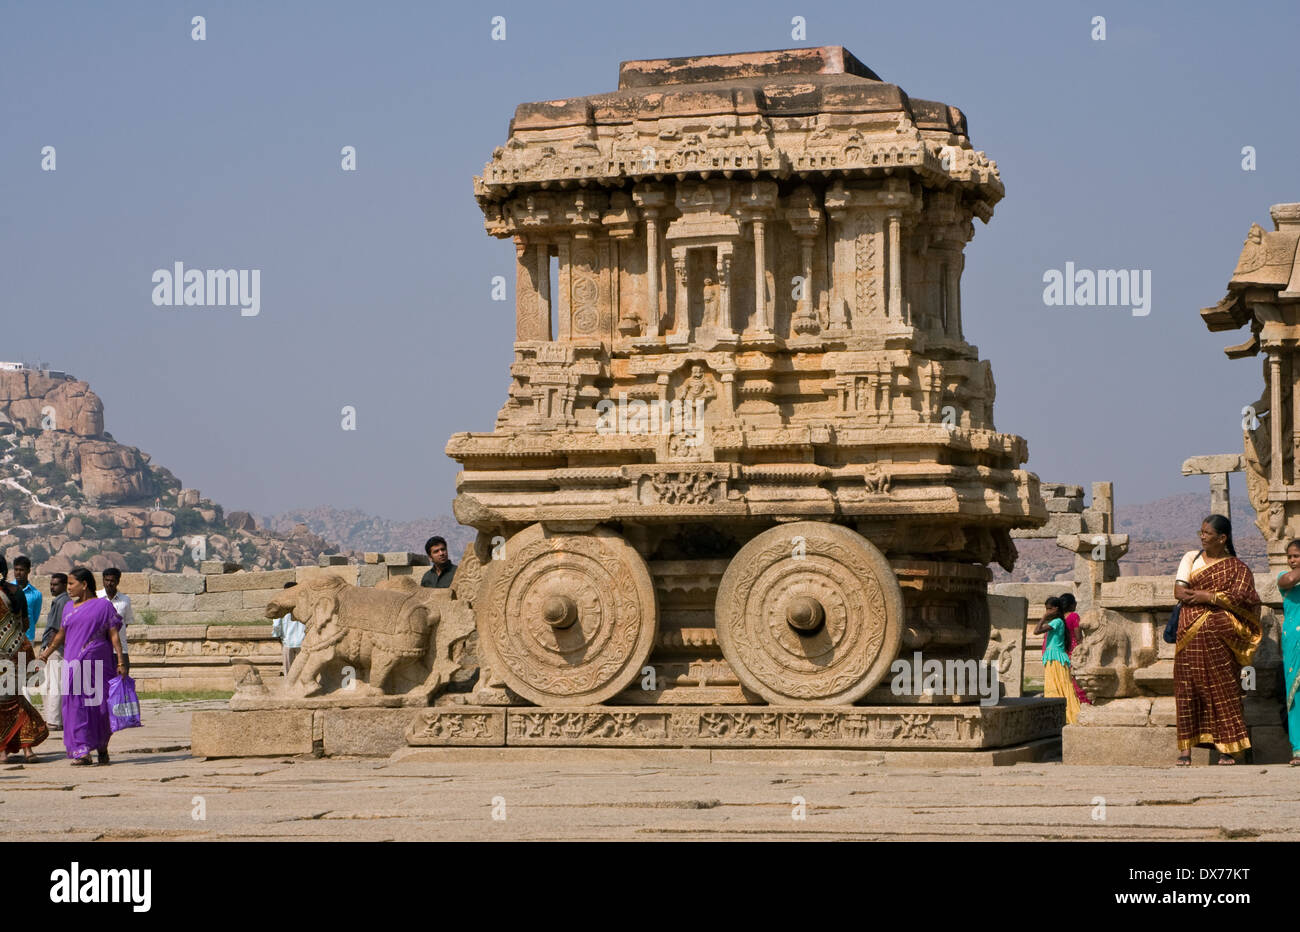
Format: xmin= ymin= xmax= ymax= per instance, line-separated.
xmin=108 ymin=674 xmax=142 ymax=732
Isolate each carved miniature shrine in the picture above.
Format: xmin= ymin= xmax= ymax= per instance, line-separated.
xmin=431 ymin=48 xmax=1058 ymax=755
xmin=1202 ymin=203 xmax=1300 ymax=572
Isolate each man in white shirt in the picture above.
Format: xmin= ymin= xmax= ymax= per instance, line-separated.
xmin=98 ymin=567 xmax=134 ymax=675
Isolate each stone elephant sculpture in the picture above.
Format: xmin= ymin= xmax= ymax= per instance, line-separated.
xmin=265 ymin=576 xmax=472 ymax=699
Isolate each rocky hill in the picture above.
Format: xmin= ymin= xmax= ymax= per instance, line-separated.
xmin=0 ymin=365 xmax=339 ymax=574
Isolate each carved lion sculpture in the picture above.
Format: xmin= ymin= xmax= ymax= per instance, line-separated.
xmin=1071 ymin=608 xmax=1138 ymax=699
xmin=265 ymin=576 xmax=474 ymax=700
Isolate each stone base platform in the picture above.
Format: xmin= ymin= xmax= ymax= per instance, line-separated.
xmin=391 ymin=738 xmax=1060 ymax=767
xmin=193 ymin=697 xmax=1064 ymax=761
xmin=1062 ymin=696 xmax=1293 ymax=765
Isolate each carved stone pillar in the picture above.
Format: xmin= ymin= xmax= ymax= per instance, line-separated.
xmin=603 ymin=192 xmax=640 ymax=337
xmin=751 ymin=218 xmax=770 ymax=334
xmin=644 ymin=211 xmax=661 ymax=337
xmin=557 ymin=237 xmax=572 ymax=342
xmin=875 ymin=358 xmax=893 ymax=423
xmin=536 ymin=242 xmax=552 ymax=341
xmin=739 ymin=181 xmax=777 ymax=337
xmin=887 ymin=212 xmax=904 ymax=323
xmin=1270 ymin=346 xmax=1283 ymax=488
xmin=720 ymin=371 xmax=736 ymax=418
xmin=794 ymin=232 xmax=817 ymax=334
xmin=716 ymin=244 xmax=735 ymax=338
xmin=670 ymin=245 xmax=689 ymax=342
xmin=633 ymin=187 xmax=667 ymax=338
xmin=1291 ymin=352 xmax=1300 ymax=485
xmin=946 ymin=255 xmax=962 ymax=338
xmin=1181 ymin=455 xmax=1245 ymax=523
xmin=1209 ymin=474 xmax=1230 ymax=519
xmin=514 ymin=237 xmax=538 ymax=341
xmin=786 ymin=187 xmax=822 ymax=336
xmin=825 ymin=205 xmax=852 ymax=331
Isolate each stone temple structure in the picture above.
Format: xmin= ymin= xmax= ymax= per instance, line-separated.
xmin=1203 ymin=203 xmax=1300 ymax=572
xmin=195 ymin=48 xmax=1063 ymax=760
xmin=438 ymin=45 xmax=1053 ymax=739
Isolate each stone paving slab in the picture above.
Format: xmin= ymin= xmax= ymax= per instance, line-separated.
xmin=2 ymin=702 xmax=1297 ymax=842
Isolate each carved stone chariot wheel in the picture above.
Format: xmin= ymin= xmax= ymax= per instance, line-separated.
xmin=477 ymin=523 xmax=658 ymax=706
xmin=715 ymin=522 xmax=904 ymax=705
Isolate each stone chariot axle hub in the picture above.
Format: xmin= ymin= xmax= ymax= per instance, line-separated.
xmin=785 ymin=596 xmax=825 ymax=633
xmin=447 ymin=47 xmax=1046 ymax=709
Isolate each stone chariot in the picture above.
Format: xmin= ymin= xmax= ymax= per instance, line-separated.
xmin=446 ymin=46 xmax=1050 ymax=728
xmin=195 ymin=48 xmax=1065 ymax=759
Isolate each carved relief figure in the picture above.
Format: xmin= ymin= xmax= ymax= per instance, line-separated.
xmin=264 ymin=577 xmax=474 ymax=700
xmin=681 ymin=363 xmax=716 ymax=414
xmin=1070 ymin=609 xmax=1138 ymax=700
xmin=701 ymin=276 xmax=720 ymax=330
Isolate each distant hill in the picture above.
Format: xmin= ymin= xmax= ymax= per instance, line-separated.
xmin=0 ymin=365 xmax=339 ymax=573
xmin=993 ymin=491 xmax=1266 ymax=583
xmin=266 ymin=506 xmax=475 ymax=560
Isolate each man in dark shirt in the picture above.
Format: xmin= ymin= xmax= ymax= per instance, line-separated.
xmin=419 ymin=536 xmax=457 ymax=588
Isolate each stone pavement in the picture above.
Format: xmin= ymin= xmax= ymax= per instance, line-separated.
xmin=2 ymin=701 xmax=1297 ymax=842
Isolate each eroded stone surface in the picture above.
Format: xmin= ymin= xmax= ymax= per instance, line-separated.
xmin=9 ymin=702 xmax=1300 ymax=842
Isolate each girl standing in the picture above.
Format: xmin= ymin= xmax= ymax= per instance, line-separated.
xmin=1035 ymin=597 xmax=1080 ymax=724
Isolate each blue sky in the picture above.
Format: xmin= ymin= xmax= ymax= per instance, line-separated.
xmin=2 ymin=0 xmax=1296 ymax=519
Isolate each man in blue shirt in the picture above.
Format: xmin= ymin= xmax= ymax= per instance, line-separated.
xmin=12 ymin=556 xmax=41 ymax=642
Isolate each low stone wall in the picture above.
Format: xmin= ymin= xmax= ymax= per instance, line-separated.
xmin=994 ymin=573 xmax=1289 ymax=764
xmin=127 ymin=624 xmax=280 ymax=693
xmin=29 ymin=553 xmax=436 ymax=695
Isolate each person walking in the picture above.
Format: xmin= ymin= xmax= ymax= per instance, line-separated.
xmin=12 ymin=556 xmax=41 ymax=642
xmin=37 ymin=568 xmax=125 ymax=766
xmin=0 ymin=555 xmax=29 ymax=650
xmin=39 ymin=573 xmax=69 ymax=730
xmin=97 ymin=567 xmax=134 ymax=675
xmin=0 ymin=587 xmax=48 ymax=763
xmin=1173 ymin=514 xmax=1262 ymax=766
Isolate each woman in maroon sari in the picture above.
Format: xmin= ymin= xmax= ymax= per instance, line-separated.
xmin=0 ymin=588 xmax=48 ymax=762
xmin=1173 ymin=515 xmax=1262 ymax=765
xmin=36 ymin=568 xmax=124 ymax=766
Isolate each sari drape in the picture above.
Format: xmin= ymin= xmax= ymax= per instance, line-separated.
xmin=1063 ymin=612 xmax=1091 ymax=706
xmin=1280 ymin=573 xmax=1300 ymax=755
xmin=0 ymin=621 xmax=48 ymax=754
xmin=1174 ymin=556 xmax=1262 ymax=753
xmin=0 ymin=696 xmax=48 ymax=752
xmin=59 ymin=598 xmax=121 ymax=760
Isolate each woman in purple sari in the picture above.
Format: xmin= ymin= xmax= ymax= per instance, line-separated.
xmin=36 ymin=568 xmax=124 ymax=765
